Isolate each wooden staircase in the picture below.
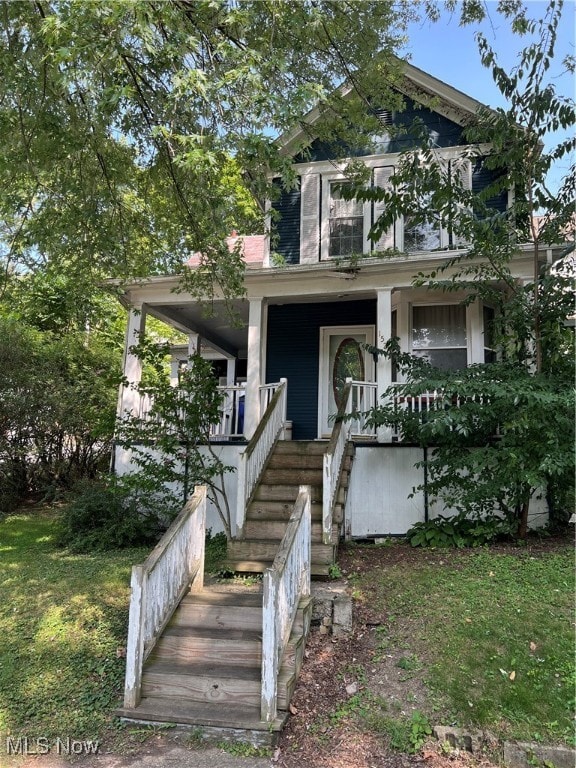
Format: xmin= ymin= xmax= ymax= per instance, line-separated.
xmin=226 ymin=440 xmax=352 ymax=577
xmin=118 ymin=434 xmax=354 ymax=742
xmin=117 ymin=586 xmax=313 ymax=742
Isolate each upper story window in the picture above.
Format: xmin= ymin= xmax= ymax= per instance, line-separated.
xmin=298 ymin=155 xmax=473 ymax=264
xmin=328 ymin=182 xmax=364 ymax=257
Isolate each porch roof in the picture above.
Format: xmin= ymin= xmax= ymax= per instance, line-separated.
xmin=110 ymin=242 xmax=565 ymax=359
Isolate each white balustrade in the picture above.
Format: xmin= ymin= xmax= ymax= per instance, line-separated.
xmin=236 ymin=379 xmax=287 ymax=537
xmin=261 ymin=486 xmax=311 ymax=723
xmin=348 ymin=380 xmax=377 ymax=436
xmin=123 ymin=486 xmax=206 ymax=709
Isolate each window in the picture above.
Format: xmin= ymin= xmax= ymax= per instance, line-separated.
xmin=403 ymin=202 xmax=441 ymax=253
xmin=300 ymin=156 xmax=472 ymax=264
xmin=328 ymin=181 xmax=364 ymax=257
xmin=412 ymin=305 xmax=467 ymax=371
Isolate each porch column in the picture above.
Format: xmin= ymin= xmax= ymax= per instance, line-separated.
xmin=120 ymin=304 xmax=146 ymax=417
xmin=244 ymin=298 xmax=265 ymax=439
xmin=376 ymin=289 xmax=393 ymax=443
xmin=226 ymin=358 xmax=236 ymax=386
xmin=188 ymin=332 xmax=201 ymax=356
xmin=467 ymin=300 xmax=484 ymax=364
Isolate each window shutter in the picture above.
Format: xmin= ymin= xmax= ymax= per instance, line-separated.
xmin=372 ymin=166 xmax=395 ymax=252
xmin=452 ymin=157 xmax=472 ymax=248
xmin=300 ymin=173 xmax=320 ymax=263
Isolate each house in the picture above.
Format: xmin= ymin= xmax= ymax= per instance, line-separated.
xmin=115 ymin=57 xmax=557 ymax=540
xmin=115 ymin=56 xmax=566 ymax=738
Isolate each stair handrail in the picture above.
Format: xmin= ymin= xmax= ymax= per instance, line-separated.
xmin=322 ymin=378 xmax=353 ymax=545
xmin=123 ymin=485 xmax=206 ymax=709
xmin=261 ymin=485 xmax=311 ymax=723
xmin=235 ymin=378 xmax=287 ymax=537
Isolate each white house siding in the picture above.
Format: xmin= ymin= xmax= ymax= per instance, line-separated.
xmin=346 ymin=445 xmax=548 ymax=538
xmin=114 ymin=444 xmax=242 ymax=536
xmin=346 ymin=446 xmax=426 ymax=537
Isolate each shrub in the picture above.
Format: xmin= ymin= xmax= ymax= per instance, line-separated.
xmin=57 ymin=479 xmax=167 ymax=552
xmin=407 ymin=511 xmax=517 ymax=548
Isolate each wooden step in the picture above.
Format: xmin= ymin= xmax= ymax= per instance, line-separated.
xmin=116 ymin=697 xmax=287 ymax=736
xmin=227 ymin=540 xmax=335 ymax=566
xmin=152 ymin=626 xmax=262 ymax=667
xmin=254 ymin=483 xmax=347 ymax=504
xmin=254 ymin=484 xmax=324 ymax=503
xmin=247 ymin=500 xmax=343 ymax=524
xmin=247 ymin=500 xmax=323 ymax=521
xmin=223 ymin=560 xmax=335 ymax=577
xmin=274 ymin=441 xmax=328 ymax=455
xmin=261 ymin=468 xmax=324 ymax=486
xmin=173 ymin=598 xmax=262 ymax=632
xmin=141 ymin=661 xmax=297 ymax=711
xmin=244 ymin=518 xmax=339 ymax=542
xmin=267 ymin=453 xmax=324 ymax=470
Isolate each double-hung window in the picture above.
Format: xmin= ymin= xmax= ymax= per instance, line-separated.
xmin=412 ymin=304 xmax=468 ymax=371
xmin=328 ymin=181 xmax=364 ymax=258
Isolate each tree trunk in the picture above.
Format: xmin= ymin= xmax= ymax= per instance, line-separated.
xmin=518 ymin=497 xmax=530 ymax=540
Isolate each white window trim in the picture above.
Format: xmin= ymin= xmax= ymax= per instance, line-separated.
xmin=320 ymin=172 xmax=371 ymax=261
xmin=409 ymin=301 xmax=471 ymax=370
xmin=297 ymin=147 xmax=478 ymax=262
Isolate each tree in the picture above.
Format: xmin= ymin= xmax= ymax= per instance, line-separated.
xmin=114 ymin=339 xmax=235 ymax=537
xmin=0 ymin=0 xmax=415 ymax=310
xmin=355 ymin=0 xmax=575 ymax=538
xmin=0 ymin=317 xmax=120 ymax=514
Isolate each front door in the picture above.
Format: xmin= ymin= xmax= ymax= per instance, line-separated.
xmin=318 ymin=326 xmax=374 ymax=437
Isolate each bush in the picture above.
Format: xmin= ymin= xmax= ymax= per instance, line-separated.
xmin=407 ymin=511 xmax=517 ymax=548
xmin=57 ymin=479 xmax=168 ymax=552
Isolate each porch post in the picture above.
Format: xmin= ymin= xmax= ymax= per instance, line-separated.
xmin=119 ymin=304 xmax=146 ymax=417
xmin=467 ymin=300 xmax=484 ymax=364
xmin=188 ymin=332 xmax=201 ymax=356
xmin=226 ymin=358 xmax=236 ymax=386
xmin=376 ymin=289 xmax=393 ymax=443
xmin=244 ymin=298 xmax=265 ymax=439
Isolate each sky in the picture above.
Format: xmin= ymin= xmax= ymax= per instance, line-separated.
xmin=400 ymin=0 xmax=575 ymax=192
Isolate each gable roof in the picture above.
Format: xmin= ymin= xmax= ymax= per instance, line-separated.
xmin=278 ymin=55 xmax=491 ymax=157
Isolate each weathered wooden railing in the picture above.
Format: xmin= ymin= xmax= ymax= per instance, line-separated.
xmin=123 ymin=486 xmax=206 ymax=709
xmin=322 ymin=379 xmax=352 ymax=546
xmin=235 ymin=379 xmax=287 ymax=537
xmin=348 ymin=380 xmax=377 ymax=436
xmin=261 ymin=485 xmax=311 ymax=723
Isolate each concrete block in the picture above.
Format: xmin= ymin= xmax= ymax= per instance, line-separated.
xmin=332 ymin=594 xmax=353 ymax=637
xmin=504 ymin=741 xmax=576 ymax=768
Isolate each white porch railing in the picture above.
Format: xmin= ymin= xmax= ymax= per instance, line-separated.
xmin=347 ymin=380 xmax=377 ymax=436
xmin=235 ymin=379 xmax=287 ymax=537
xmin=136 ymin=383 xmax=286 ymax=440
xmin=261 ymin=485 xmax=311 ymax=723
xmin=322 ymin=379 xmax=353 ymax=546
xmin=123 ymin=486 xmax=206 ymax=709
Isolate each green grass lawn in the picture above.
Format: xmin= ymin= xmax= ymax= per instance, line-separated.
xmin=1 ymin=511 xmax=573 ymax=755
xmin=0 ymin=509 xmax=149 ymax=749
xmin=348 ymin=543 xmax=575 ymax=746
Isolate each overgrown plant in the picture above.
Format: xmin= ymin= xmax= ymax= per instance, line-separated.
xmin=352 ymin=1 xmax=575 ymax=537
xmin=0 ymin=317 xmax=119 ymax=514
xmin=115 ymin=338 xmax=234 ymax=536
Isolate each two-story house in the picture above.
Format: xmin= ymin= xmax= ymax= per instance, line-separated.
xmin=114 ymin=57 xmax=554 ymax=545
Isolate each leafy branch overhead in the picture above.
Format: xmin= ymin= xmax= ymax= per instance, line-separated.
xmin=0 ymin=0 xmax=413 ymax=301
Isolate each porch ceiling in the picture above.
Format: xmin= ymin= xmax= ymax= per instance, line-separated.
xmin=147 ymin=299 xmax=250 ymax=358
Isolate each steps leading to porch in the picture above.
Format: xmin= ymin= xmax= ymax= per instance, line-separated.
xmin=116 ymin=587 xmax=313 ymax=743
xmin=226 ymin=440 xmax=352 ymax=577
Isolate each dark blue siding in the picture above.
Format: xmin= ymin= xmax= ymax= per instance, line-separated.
xmin=298 ymin=96 xmax=466 ymax=162
xmin=266 ymin=300 xmax=376 ymax=439
xmin=270 ymin=183 xmax=301 ymax=265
